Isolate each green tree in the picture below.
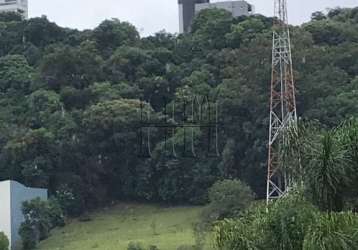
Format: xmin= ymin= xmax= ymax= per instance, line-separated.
xmin=226 ymin=17 xmax=269 ymax=47
xmin=19 ymin=198 xmax=64 ymax=250
xmin=202 ymin=179 xmax=254 ymax=222
xmin=40 ymin=42 xmax=104 ymax=90
xmin=27 ymin=89 xmax=62 ymax=127
xmin=306 ymin=131 xmax=350 ymax=211
xmin=104 ymin=46 xmax=157 ymax=82
xmin=191 ymin=9 xmax=233 ymax=50
xmin=0 ymin=55 xmax=34 ymax=92
xmin=0 ymin=14 xmax=25 ymax=56
xmin=0 ymin=232 xmax=9 ymax=250
xmin=311 ymin=11 xmax=326 ymax=21
xmin=93 ymin=19 xmax=139 ymax=57
xmin=0 ymin=6 xmax=357 ymax=212
xmin=2 ymin=128 xmax=55 ymax=187
xmin=24 ymin=16 xmax=65 ymax=47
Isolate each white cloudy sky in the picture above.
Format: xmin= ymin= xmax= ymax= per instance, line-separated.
xmin=29 ymin=0 xmax=358 ymax=36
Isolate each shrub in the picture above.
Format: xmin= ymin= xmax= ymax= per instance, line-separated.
xmin=192 ymin=222 xmax=207 ymax=250
xmin=213 ymin=203 xmax=267 ymax=250
xmin=264 ymin=191 xmax=317 ymax=250
xmin=214 ymin=189 xmax=358 ymax=250
xmin=47 ymin=198 xmax=66 ymax=227
xmin=55 ymin=185 xmax=85 ymax=216
xmin=19 ymin=222 xmax=37 ymax=250
xmin=21 ymin=198 xmax=52 ymax=242
xmin=213 ymin=190 xmax=317 ymax=250
xmin=78 ymin=213 xmax=92 ymax=222
xmin=0 ymin=232 xmax=9 ymax=250
xmin=303 ymin=212 xmax=358 ymax=250
xmin=214 ymin=219 xmax=253 ymax=250
xmin=19 ymin=197 xmax=65 ymax=250
xmin=347 ymin=198 xmax=358 ymax=212
xmin=176 ymin=245 xmax=195 ymax=250
xmin=202 ymin=179 xmax=254 ymax=223
xmin=127 ymin=241 xmax=145 ymax=250
xmin=128 ymin=244 xmax=159 ymax=250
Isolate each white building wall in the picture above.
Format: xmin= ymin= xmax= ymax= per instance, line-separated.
xmin=179 ymin=3 xmax=184 ymax=33
xmin=10 ymin=181 xmax=47 ymax=249
xmin=0 ymin=181 xmax=11 ymax=249
xmin=195 ymin=1 xmax=253 ymax=17
xmin=0 ymin=181 xmax=47 ymax=250
xmin=0 ymin=0 xmax=28 ymax=19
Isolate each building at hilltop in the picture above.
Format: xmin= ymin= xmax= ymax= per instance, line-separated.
xmin=178 ymin=0 xmax=209 ymax=34
xmin=178 ymin=0 xmax=254 ymax=33
xmin=0 ymin=180 xmax=47 ymax=250
xmin=0 ymin=0 xmax=28 ymax=19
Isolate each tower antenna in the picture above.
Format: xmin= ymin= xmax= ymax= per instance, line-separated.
xmin=266 ymin=0 xmax=297 ymax=204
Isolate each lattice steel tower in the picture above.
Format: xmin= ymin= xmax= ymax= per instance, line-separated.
xmin=266 ymin=0 xmax=297 ymax=203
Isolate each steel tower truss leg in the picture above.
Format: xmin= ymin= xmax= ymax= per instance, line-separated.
xmin=266 ymin=0 xmax=297 ymax=204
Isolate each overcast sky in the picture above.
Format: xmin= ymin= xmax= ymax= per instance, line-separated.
xmin=29 ymin=0 xmax=358 ymax=36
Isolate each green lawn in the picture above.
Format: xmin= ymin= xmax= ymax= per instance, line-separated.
xmin=37 ymin=203 xmax=214 ymax=250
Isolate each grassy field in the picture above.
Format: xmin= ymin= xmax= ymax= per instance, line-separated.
xmin=37 ymin=203 xmax=214 ymax=250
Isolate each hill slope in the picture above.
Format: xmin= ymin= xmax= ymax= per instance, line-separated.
xmin=37 ymin=204 xmax=212 ymax=250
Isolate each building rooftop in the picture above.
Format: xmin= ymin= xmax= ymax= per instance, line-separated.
xmin=0 ymin=0 xmax=28 ymax=19
xmin=178 ymin=0 xmax=254 ymax=33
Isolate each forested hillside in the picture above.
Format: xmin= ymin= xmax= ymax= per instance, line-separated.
xmin=0 ymin=7 xmax=357 ymax=215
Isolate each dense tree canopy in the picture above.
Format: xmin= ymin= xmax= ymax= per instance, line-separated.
xmin=0 ymin=7 xmax=357 ymax=210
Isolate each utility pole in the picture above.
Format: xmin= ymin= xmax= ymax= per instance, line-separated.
xmin=266 ymin=0 xmax=297 ymax=204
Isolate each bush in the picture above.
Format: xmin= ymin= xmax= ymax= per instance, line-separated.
xmin=127 ymin=243 xmax=159 ymax=250
xmin=214 ymin=219 xmax=252 ymax=250
xmin=21 ymin=198 xmax=52 ymax=243
xmin=202 ymin=179 xmax=254 ymax=223
xmin=348 ymin=198 xmax=358 ymax=212
xmin=47 ymin=198 xmax=66 ymax=227
xmin=213 ymin=203 xmax=268 ymax=250
xmin=19 ymin=222 xmax=38 ymax=250
xmin=214 ymin=189 xmax=358 ymax=250
xmin=214 ymin=190 xmax=317 ymax=250
xmin=127 ymin=241 xmax=145 ymax=250
xmin=19 ymin=198 xmax=65 ymax=250
xmin=264 ymin=191 xmax=317 ymax=250
xmin=176 ymin=245 xmax=195 ymax=250
xmin=192 ymin=222 xmax=206 ymax=250
xmin=303 ymin=212 xmax=358 ymax=250
xmin=55 ymin=185 xmax=85 ymax=217
xmin=0 ymin=232 xmax=9 ymax=250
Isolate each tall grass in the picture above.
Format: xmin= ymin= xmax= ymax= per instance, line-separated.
xmin=213 ymin=192 xmax=358 ymax=250
xmin=303 ymin=212 xmax=358 ymax=250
